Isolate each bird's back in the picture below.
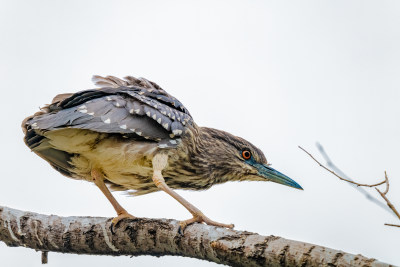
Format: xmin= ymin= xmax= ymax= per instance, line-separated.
xmin=22 ymin=76 xmax=194 ymax=194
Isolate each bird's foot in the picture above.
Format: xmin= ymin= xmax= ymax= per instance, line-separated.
xmin=178 ymin=213 xmax=234 ymax=235
xmin=110 ymin=212 xmax=135 ymax=233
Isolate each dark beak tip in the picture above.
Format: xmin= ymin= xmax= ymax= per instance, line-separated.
xmin=291 ymin=183 xmax=303 ymax=190
xmin=256 ymin=164 xmax=303 ymax=191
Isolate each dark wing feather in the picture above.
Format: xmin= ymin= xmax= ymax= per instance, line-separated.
xmin=25 ymin=76 xmax=193 ymax=147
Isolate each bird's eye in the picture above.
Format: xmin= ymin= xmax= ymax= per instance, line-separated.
xmin=242 ymin=150 xmax=251 ymax=160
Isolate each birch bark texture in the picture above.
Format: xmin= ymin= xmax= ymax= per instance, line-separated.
xmin=0 ymin=206 xmax=392 ymax=267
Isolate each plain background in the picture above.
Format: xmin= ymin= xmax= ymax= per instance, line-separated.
xmin=0 ymin=0 xmax=399 ymax=266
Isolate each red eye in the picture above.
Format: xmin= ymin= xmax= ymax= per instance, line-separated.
xmin=242 ymin=150 xmax=251 ymax=160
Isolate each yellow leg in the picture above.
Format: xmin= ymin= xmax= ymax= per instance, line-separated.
xmin=91 ymin=169 xmax=135 ymax=225
xmin=152 ymin=154 xmax=234 ymax=232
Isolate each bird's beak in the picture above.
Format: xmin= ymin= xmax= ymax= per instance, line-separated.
xmin=255 ymin=163 xmax=303 ymax=190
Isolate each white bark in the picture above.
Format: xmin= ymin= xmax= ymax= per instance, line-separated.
xmin=0 ymin=206 xmax=392 ymax=266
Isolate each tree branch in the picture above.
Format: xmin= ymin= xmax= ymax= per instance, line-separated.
xmin=299 ymin=145 xmax=400 ymax=228
xmin=0 ymin=206 xmax=390 ymax=266
xmin=298 ymin=146 xmax=385 ymax=187
xmin=315 ymin=143 xmax=392 ymax=213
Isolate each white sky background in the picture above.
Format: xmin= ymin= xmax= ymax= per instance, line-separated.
xmin=0 ymin=0 xmax=399 ymax=266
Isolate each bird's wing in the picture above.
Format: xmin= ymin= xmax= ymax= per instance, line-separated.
xmin=26 ymin=76 xmax=193 ymax=147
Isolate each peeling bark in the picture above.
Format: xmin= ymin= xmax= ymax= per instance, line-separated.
xmin=0 ymin=206 xmax=393 ymax=266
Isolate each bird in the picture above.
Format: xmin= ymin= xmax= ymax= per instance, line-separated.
xmin=22 ymin=75 xmax=302 ymax=231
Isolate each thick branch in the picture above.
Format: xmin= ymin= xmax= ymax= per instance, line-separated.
xmin=0 ymin=206 xmax=390 ymax=266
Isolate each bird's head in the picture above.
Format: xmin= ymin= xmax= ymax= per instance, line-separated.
xmin=195 ymin=127 xmax=303 ymax=190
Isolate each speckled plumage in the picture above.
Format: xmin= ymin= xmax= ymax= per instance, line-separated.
xmin=22 ymin=75 xmax=302 ymax=227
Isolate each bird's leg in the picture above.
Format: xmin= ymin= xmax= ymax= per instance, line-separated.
xmin=152 ymin=154 xmax=234 ymax=232
xmin=91 ymin=169 xmax=135 ymax=226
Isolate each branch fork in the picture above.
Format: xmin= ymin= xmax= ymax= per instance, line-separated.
xmin=299 ymin=145 xmax=400 ymax=228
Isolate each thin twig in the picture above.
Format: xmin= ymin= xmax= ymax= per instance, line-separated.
xmin=384 ymin=223 xmax=400 ymax=228
xmin=299 ymin=145 xmax=400 ymax=228
xmin=316 ymin=143 xmax=392 ymax=213
xmin=376 ymin=188 xmax=400 ymax=220
xmin=298 ymin=146 xmax=386 ymax=187
xmin=383 ymin=171 xmax=389 ymax=195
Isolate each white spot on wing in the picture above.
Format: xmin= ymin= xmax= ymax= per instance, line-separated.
xmin=88 ymin=112 xmax=94 ymax=116
xmin=120 ymin=124 xmax=127 ymax=129
xmin=129 ymin=109 xmax=134 ymax=114
xmin=130 ymin=128 xmax=136 ymax=132
xmin=106 ymin=96 xmax=112 ymax=101
xmin=152 ymin=114 xmax=157 ymax=120
xmin=79 ymin=109 xmax=88 ymax=113
xmin=136 ymin=131 xmax=142 ymax=136
xmin=162 ymin=123 xmax=169 ymax=129
xmin=173 ymin=129 xmax=182 ymax=135
xmin=31 ymin=122 xmax=39 ymax=129
xmin=103 ymin=118 xmax=111 ymax=124
xmin=135 ymin=109 xmax=140 ymax=114
xmin=146 ymin=111 xmax=151 ymax=116
xmin=157 ymin=118 xmax=162 ymax=123
xmin=170 ymin=140 xmax=177 ymax=144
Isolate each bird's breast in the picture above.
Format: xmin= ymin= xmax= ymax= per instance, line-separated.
xmin=44 ymin=129 xmax=158 ymax=187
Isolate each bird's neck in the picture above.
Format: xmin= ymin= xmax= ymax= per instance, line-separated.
xmin=164 ymin=125 xmax=237 ymax=188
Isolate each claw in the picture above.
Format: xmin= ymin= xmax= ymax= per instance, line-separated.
xmin=110 ymin=212 xmax=135 ymax=234
xmin=177 ymin=225 xmax=184 ymax=236
xmin=177 ymin=213 xmax=234 ymax=234
xmin=110 ymin=222 xmax=116 ymax=234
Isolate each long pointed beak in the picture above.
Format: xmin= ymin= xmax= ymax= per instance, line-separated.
xmin=255 ymin=163 xmax=303 ymax=190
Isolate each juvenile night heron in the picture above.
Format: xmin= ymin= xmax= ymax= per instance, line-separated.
xmin=22 ymin=75 xmax=302 ymax=230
